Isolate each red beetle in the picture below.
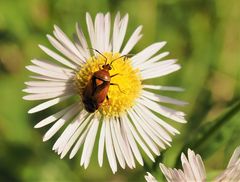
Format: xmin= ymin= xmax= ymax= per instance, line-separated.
xmin=82 ymin=50 xmax=124 ymax=113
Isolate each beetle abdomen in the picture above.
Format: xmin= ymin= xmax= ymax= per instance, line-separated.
xmin=83 ymin=96 xmax=98 ymax=113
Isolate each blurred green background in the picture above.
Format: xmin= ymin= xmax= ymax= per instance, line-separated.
xmin=0 ymin=0 xmax=240 ymax=181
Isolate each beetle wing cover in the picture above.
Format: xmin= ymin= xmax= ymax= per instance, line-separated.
xmin=93 ymin=80 xmax=110 ymax=104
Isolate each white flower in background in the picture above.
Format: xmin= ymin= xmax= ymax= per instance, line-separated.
xmin=214 ymin=146 xmax=240 ymax=182
xmin=145 ymin=146 xmax=240 ymax=182
xmin=145 ymin=172 xmax=159 ymax=182
xmin=160 ymin=149 xmax=206 ymax=182
xmin=23 ymin=12 xmax=187 ymax=173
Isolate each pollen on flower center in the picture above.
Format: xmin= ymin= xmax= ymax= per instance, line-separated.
xmin=75 ymin=52 xmax=142 ymax=117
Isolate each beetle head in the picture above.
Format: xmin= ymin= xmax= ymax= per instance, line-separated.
xmin=102 ymin=64 xmax=112 ymax=70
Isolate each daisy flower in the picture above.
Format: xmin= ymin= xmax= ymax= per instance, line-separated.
xmin=23 ymin=12 xmax=187 ymax=173
xmin=145 ymin=146 xmax=240 ymax=182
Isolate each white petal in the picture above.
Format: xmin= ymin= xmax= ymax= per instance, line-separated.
xmin=86 ymin=12 xmax=96 ymax=50
xmin=26 ymin=65 xmax=71 ymax=80
xmin=53 ymin=110 xmax=88 ymax=155
xmin=133 ymin=106 xmax=170 ymax=147
xmin=163 ymin=167 xmax=185 ymax=182
xmin=227 ymin=146 xmax=240 ymax=168
xmin=137 ymin=97 xmax=187 ymax=123
xmin=23 ymin=92 xmax=74 ymax=101
xmin=112 ymin=12 xmax=121 ymax=53
xmin=143 ymin=84 xmax=184 ymax=92
xmin=132 ymin=42 xmax=166 ymax=67
xmin=187 ymin=149 xmax=204 ymax=181
xmin=104 ymin=13 xmax=111 ymax=52
xmin=65 ymin=114 xmax=92 ymax=159
xmin=43 ymin=104 xmax=80 ymax=141
xmin=25 ymin=81 xmax=71 ymax=87
xmin=109 ymin=118 xmax=126 ymax=169
xmin=122 ymin=114 xmax=155 ymax=162
xmin=53 ymin=25 xmax=85 ymax=62
xmin=128 ymin=109 xmax=160 ymax=155
xmin=121 ymin=26 xmax=143 ymax=55
xmin=145 ymin=172 xmax=158 ymax=182
xmin=56 ymin=113 xmax=82 ymax=155
xmin=181 ymin=152 xmax=195 ymax=181
xmin=135 ymin=104 xmax=172 ymax=143
xmin=141 ymin=90 xmax=187 ymax=106
xmin=38 ymin=45 xmax=78 ymax=70
xmin=105 ymin=118 xmax=117 ymax=173
xmin=138 ymin=52 xmax=170 ymax=70
xmin=94 ymin=13 xmax=105 ymax=52
xmin=31 ymin=59 xmax=74 ymax=74
xmin=160 ymin=164 xmax=169 ymax=180
xmin=98 ymin=120 xmax=105 ymax=167
xmin=140 ymin=57 xmax=177 ymax=72
xmin=69 ymin=120 xmax=92 ymax=159
xmin=30 ymin=75 xmax=64 ymax=82
xmin=140 ymin=59 xmax=178 ymax=74
xmin=136 ymin=102 xmax=180 ymax=135
xmin=215 ymin=146 xmax=240 ymax=182
xmin=81 ymin=116 xmax=100 ymax=168
xmin=120 ymin=116 xmax=143 ymax=166
xmin=141 ymin=64 xmax=181 ymax=80
xmin=113 ymin=118 xmax=135 ymax=168
xmin=114 ymin=14 xmax=129 ymax=53
xmin=28 ymin=95 xmax=72 ymax=114
xmin=73 ymin=37 xmax=88 ymax=61
xmin=23 ymin=86 xmax=72 ymax=94
xmin=47 ymin=34 xmax=83 ymax=65
xmin=34 ymin=104 xmax=75 ymax=128
xmin=76 ymin=23 xmax=90 ymax=58
xmin=196 ymin=155 xmax=207 ymax=181
xmin=135 ymin=113 xmax=167 ymax=149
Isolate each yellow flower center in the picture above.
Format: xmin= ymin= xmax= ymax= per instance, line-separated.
xmin=75 ymin=52 xmax=142 ymax=117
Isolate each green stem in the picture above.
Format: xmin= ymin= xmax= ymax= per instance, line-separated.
xmin=192 ymin=100 xmax=240 ymax=149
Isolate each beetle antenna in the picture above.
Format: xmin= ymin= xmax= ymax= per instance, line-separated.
xmin=110 ymin=54 xmax=134 ymax=66
xmin=111 ymin=65 xmax=115 ymax=70
xmin=88 ymin=48 xmax=107 ymax=64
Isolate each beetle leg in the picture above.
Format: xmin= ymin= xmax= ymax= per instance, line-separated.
xmin=110 ymin=73 xmax=119 ymax=78
xmin=105 ymin=95 xmax=111 ymax=107
xmin=111 ymin=73 xmax=124 ymax=78
xmin=110 ymin=83 xmax=125 ymax=93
